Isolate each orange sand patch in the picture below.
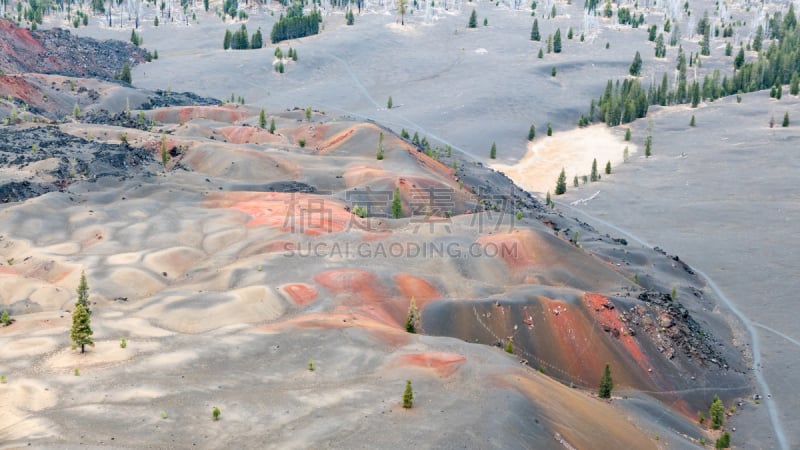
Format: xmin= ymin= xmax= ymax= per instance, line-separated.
xmin=218 ymin=126 xmax=286 ymax=145
xmin=475 ymin=230 xmax=537 ymax=270
xmin=152 ymin=106 xmax=248 ymax=124
xmin=205 ymin=191 xmax=352 ymax=235
xmin=394 ymin=273 xmax=440 ymax=309
xmin=315 ymin=123 xmax=357 ymax=153
xmin=0 ymin=74 xmax=44 ymax=107
xmin=254 ymin=312 xmax=411 ymax=347
xmin=314 ymin=269 xmax=402 ymax=327
xmin=342 ymin=165 xmax=392 ymax=188
xmin=0 ymin=266 xmax=17 ymax=275
xmin=495 ymin=369 xmax=657 ymax=449
xmin=281 ymin=283 xmax=318 ymax=306
xmin=400 ymin=139 xmax=457 ymax=182
xmin=388 ymin=352 xmax=466 ymax=378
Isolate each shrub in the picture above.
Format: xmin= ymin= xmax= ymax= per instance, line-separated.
xmin=120 ymin=338 xmax=127 ymax=348
xmin=505 ymin=340 xmax=513 ymax=353
xmin=212 ymin=406 xmax=221 ymax=421
xmin=402 ymin=380 xmax=414 ymax=408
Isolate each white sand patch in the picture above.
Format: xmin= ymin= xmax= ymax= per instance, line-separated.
xmin=0 ymin=378 xmax=59 ymax=441
xmin=100 ymin=317 xmax=175 ymax=338
xmin=1 ymin=336 xmax=60 ymax=360
xmin=43 ymin=339 xmax=160 ymax=371
xmin=106 ymin=267 xmax=167 ymax=299
xmin=107 ymin=251 xmax=142 ymax=265
xmin=141 ymin=286 xmax=286 ymax=333
xmin=138 ymin=349 xmax=198 ymax=371
xmin=142 ymin=246 xmax=206 ymax=281
xmin=492 ymin=125 xmax=636 ymax=194
xmin=41 ymin=242 xmax=81 ymax=256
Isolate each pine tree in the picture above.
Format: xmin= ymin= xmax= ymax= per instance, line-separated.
xmin=624 ymin=128 xmax=631 ymax=141
xmin=402 ymin=380 xmax=414 ymax=408
xmin=734 ymin=46 xmax=744 ymax=70
xmin=715 ymin=431 xmax=731 ymax=449
xmin=783 ymin=112 xmax=790 ymax=127
xmin=76 ymin=271 xmax=91 ymax=314
xmin=392 ymin=188 xmax=402 ymax=218
xmin=629 ymin=51 xmax=642 ymax=76
xmin=545 ymin=191 xmax=551 ymax=206
xmin=590 ymin=158 xmax=598 ymax=181
xmin=555 ymin=168 xmax=567 ymax=195
xmin=690 ymin=115 xmax=696 ymax=126
xmin=605 ymin=160 xmax=611 ymax=174
xmin=259 ymin=109 xmax=267 ymax=128
xmin=598 ymin=363 xmax=613 ymax=398
xmin=70 ymin=302 xmax=94 ymax=353
xmin=553 ymin=28 xmax=562 ymax=53
xmin=645 ymin=136 xmax=652 ymax=157
xmin=490 ymin=142 xmax=497 ymax=159
xmin=223 ymin=29 xmax=232 ymax=49
xmin=537 ymin=48 xmax=543 ymax=58
xmin=790 ymin=72 xmax=799 ymax=95
xmin=504 ymin=340 xmax=513 ymax=353
xmin=528 ymin=124 xmax=535 ymax=140
xmin=547 ymin=123 xmax=552 ymax=136
xmin=376 ymin=132 xmax=385 ymax=160
xmin=468 ymin=8 xmax=477 ymax=28
xmin=120 ymin=62 xmax=132 ymax=84
xmin=161 ymin=133 xmax=169 ymax=168
xmin=387 ymin=96 xmax=393 ymax=109
xmin=709 ymin=395 xmax=725 ymax=429
xmin=405 ymin=297 xmax=419 ymax=333
xmin=1 ymin=310 xmax=11 ymax=326
xmin=531 ymin=19 xmax=540 ymax=41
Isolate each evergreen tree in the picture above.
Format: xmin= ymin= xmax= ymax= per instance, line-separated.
xmin=405 ymin=297 xmax=419 ymax=333
xmin=590 ymin=158 xmax=598 ymax=181
xmin=573 ymin=175 xmax=579 ymax=187
xmin=269 ymin=118 xmax=276 ymax=134
xmin=251 ymin=27 xmax=263 ymax=49
xmin=259 ymin=109 xmax=267 ymax=128
xmin=70 ymin=302 xmax=94 ymax=353
xmin=387 ymin=96 xmax=393 ymax=109
xmin=555 ymin=168 xmax=567 ymax=195
xmin=490 ymin=142 xmax=497 ymax=159
xmin=505 ymin=340 xmax=513 ymax=353
xmin=468 ymin=8 xmax=477 ymax=28
xmin=223 ymin=29 xmax=232 ymax=49
xmin=547 ymin=123 xmax=552 ymax=136
xmin=733 ymin=46 xmax=744 ymax=70
xmin=629 ymin=51 xmax=642 ymax=76
xmin=1 ymin=310 xmax=11 ymax=326
xmin=624 ymin=128 xmax=631 ymax=141
xmin=790 ymin=72 xmax=799 ymax=95
xmin=538 ymin=48 xmax=543 ymax=58
xmin=715 ymin=432 xmax=731 ymax=449
xmin=783 ymin=112 xmax=790 ymax=127
xmin=553 ymin=28 xmax=562 ymax=53
xmin=392 ymin=188 xmax=402 ymax=218
xmin=120 ymin=63 xmax=132 ymax=84
xmin=376 ymin=132 xmax=385 ymax=160
xmin=598 ymin=363 xmax=613 ymax=398
xmin=346 ymin=8 xmax=355 ymax=25
xmin=545 ymin=191 xmax=551 ymax=206
xmin=161 ymin=133 xmax=169 ymax=168
xmin=76 ymin=271 xmax=91 ymax=314
xmin=528 ymin=124 xmax=535 ymax=140
xmin=690 ymin=115 xmax=696 ymax=126
xmin=605 ymin=160 xmax=611 ymax=174
xmin=645 ymin=135 xmax=652 ymax=157
xmin=709 ymin=395 xmax=725 ymax=429
xmin=402 ymin=380 xmax=414 ymax=408
xmin=531 ymin=18 xmax=540 ymax=41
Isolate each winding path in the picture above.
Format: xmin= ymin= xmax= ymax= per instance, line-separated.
xmin=553 ymin=198 xmax=789 ymax=450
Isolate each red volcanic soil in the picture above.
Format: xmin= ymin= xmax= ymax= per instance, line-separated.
xmin=281 ymin=283 xmax=318 ymax=306
xmin=394 ymin=273 xmax=441 ymax=309
xmin=0 ymin=75 xmax=45 ymax=106
xmin=219 ymin=126 xmax=286 ymax=145
xmin=583 ymin=293 xmax=651 ymax=373
xmin=388 ymin=352 xmax=466 ymax=378
xmin=314 ymin=269 xmax=402 ymax=327
xmin=205 ymin=191 xmax=353 ymax=235
xmin=0 ymin=20 xmax=45 ymax=71
xmin=153 ymin=106 xmax=248 ymax=124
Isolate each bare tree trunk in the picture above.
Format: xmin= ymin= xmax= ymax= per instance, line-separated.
xmin=81 ymin=343 xmax=85 ymax=353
